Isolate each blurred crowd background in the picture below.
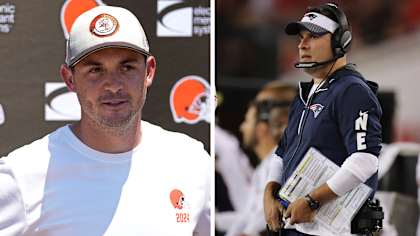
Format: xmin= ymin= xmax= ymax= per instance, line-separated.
xmin=216 ymin=1 xmax=420 ymax=236
xmin=217 ymin=0 xmax=420 ymax=77
xmin=216 ymin=0 xmax=420 ymax=142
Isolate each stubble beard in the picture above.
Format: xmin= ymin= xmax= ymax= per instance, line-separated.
xmin=96 ymin=107 xmax=140 ymax=136
xmin=83 ymin=97 xmax=144 ymax=137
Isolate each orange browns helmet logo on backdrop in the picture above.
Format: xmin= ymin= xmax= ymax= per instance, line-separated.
xmin=170 ymin=75 xmax=210 ymax=124
xmin=61 ymin=0 xmax=105 ymax=39
xmin=170 ymin=189 xmax=185 ymax=209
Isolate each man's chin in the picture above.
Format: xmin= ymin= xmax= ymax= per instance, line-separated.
xmin=97 ymin=114 xmax=136 ymax=129
xmin=303 ymin=61 xmax=332 ymax=74
xmin=82 ymin=107 xmax=140 ymax=132
xmin=101 ymin=120 xmax=130 ymax=128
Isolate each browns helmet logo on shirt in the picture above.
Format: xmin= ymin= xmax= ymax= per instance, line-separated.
xmin=170 ymin=189 xmax=185 ymax=209
xmin=170 ymin=189 xmax=190 ymax=223
xmin=170 ymin=75 xmax=210 ymax=124
xmin=61 ymin=0 xmax=105 ymax=39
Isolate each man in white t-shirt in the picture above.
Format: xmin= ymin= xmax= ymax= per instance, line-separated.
xmin=0 ymin=6 xmax=211 ymax=236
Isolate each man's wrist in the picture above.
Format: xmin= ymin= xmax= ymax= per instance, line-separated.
xmin=265 ymin=181 xmax=281 ymax=197
xmin=304 ymin=183 xmax=338 ymax=209
xmin=304 ymin=194 xmax=320 ymax=210
xmin=272 ymin=184 xmax=282 ymax=198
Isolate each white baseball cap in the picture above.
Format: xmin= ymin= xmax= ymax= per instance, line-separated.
xmin=65 ymin=6 xmax=150 ymax=67
xmin=285 ymin=11 xmax=339 ymax=36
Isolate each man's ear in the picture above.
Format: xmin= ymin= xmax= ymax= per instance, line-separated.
xmin=145 ymin=56 xmax=156 ymax=88
xmin=60 ymin=64 xmax=76 ymax=92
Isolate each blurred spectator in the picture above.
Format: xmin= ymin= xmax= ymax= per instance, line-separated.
xmin=216 ymin=81 xmax=296 ymax=236
xmin=215 ymin=125 xmax=254 ymax=212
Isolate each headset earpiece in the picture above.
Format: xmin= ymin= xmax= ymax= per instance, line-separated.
xmin=321 ymin=3 xmax=352 ymax=58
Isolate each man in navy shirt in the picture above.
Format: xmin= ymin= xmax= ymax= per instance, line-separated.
xmin=263 ymin=3 xmax=382 ymax=236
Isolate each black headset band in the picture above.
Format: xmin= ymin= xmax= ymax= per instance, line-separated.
xmin=253 ymin=100 xmax=292 ymax=121
xmin=319 ymin=3 xmax=350 ymax=33
xmin=318 ymin=3 xmax=352 ymax=57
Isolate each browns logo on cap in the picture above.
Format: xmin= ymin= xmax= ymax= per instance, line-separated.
xmin=89 ymin=13 xmax=119 ymax=37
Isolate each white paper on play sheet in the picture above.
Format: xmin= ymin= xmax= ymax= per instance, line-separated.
xmin=278 ymin=147 xmax=372 ymax=235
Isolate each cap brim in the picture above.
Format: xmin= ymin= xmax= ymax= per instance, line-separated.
xmin=69 ymin=42 xmax=151 ymax=67
xmin=285 ymin=22 xmax=329 ymax=36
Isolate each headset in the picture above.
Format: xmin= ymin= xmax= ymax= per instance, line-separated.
xmin=254 ymin=100 xmax=291 ymax=122
xmin=324 ymin=3 xmax=352 ymax=58
xmin=295 ymin=3 xmax=352 ymax=68
xmin=253 ymin=99 xmax=292 ymax=140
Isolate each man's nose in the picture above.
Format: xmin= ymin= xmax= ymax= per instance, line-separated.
xmin=103 ymin=71 xmax=124 ymax=93
xmin=298 ymin=37 xmax=309 ymax=50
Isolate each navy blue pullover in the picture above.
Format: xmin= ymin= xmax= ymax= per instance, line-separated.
xmin=276 ymin=64 xmax=382 ymax=193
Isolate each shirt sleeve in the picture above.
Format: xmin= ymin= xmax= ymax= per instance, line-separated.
xmin=327 ymin=152 xmax=378 ymax=196
xmin=0 ymin=159 xmax=27 ymax=235
xmin=267 ymin=153 xmax=283 ymax=183
xmin=334 ymin=82 xmax=382 ymax=156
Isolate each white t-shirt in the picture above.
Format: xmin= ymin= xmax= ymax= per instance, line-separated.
xmin=224 ymin=149 xmax=276 ymax=236
xmin=0 ymin=121 xmax=211 ymax=236
xmin=215 ymin=125 xmax=253 ymax=210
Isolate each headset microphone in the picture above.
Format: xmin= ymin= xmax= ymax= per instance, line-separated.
xmin=294 ymin=55 xmax=339 ymax=69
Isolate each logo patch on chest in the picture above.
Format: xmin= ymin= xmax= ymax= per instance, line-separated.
xmin=170 ymin=189 xmax=190 ymax=223
xmin=309 ymin=104 xmax=324 ymax=118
